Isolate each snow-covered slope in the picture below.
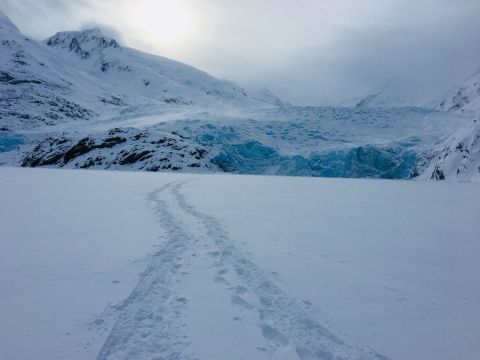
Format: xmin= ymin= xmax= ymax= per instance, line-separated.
xmin=0 ymin=10 xmax=113 ymax=132
xmin=420 ymin=69 xmax=480 ymax=182
xmin=0 ymin=10 xmax=276 ymax=135
xmin=1 ymin=167 xmax=480 ymax=360
xmin=420 ymin=117 xmax=480 ymax=182
xmin=43 ymin=28 xmax=258 ymax=107
xmin=439 ymin=68 xmax=480 ymax=113
xmin=249 ymin=87 xmax=292 ymax=107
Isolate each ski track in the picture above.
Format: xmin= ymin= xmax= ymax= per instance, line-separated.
xmin=96 ymin=181 xmax=389 ymax=360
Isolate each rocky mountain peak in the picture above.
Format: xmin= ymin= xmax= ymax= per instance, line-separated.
xmin=45 ymin=28 xmax=121 ymax=59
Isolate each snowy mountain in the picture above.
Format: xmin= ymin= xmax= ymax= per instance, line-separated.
xmin=1 ymin=11 xmax=477 ymax=181
xmin=0 ymin=10 xmax=277 ymax=135
xmin=420 ymin=69 xmax=480 ymax=182
xmin=43 ymin=28 xmax=258 ymax=107
xmin=0 ymin=10 xmax=112 ymax=132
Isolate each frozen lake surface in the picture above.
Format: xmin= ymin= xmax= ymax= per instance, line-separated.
xmin=0 ymin=167 xmax=479 ymax=360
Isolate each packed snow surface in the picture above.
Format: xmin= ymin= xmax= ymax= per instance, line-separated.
xmin=1 ymin=167 xmax=479 ymax=360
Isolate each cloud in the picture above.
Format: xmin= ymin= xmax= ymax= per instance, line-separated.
xmin=2 ymin=0 xmax=480 ymax=105
xmin=187 ymin=0 xmax=480 ymax=105
xmin=1 ymin=0 xmax=89 ymax=39
xmin=261 ymin=15 xmax=480 ymax=105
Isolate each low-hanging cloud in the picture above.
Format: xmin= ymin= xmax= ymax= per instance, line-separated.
xmin=257 ymin=16 xmax=480 ymax=105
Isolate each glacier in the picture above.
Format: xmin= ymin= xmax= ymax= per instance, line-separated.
xmin=4 ymin=105 xmax=464 ymax=179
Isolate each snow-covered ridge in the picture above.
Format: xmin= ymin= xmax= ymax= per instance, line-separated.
xmin=45 ymin=28 xmax=120 ymax=59
xmin=439 ymin=68 xmax=480 ymax=113
xmin=420 ymin=68 xmax=480 ymax=181
xmin=420 ymin=118 xmax=480 ymax=182
xmin=0 ymin=14 xmax=130 ymax=132
xmin=0 ymin=11 xmax=279 ymax=134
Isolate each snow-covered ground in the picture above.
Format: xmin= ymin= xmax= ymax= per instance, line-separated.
xmin=1 ymin=167 xmax=479 ymax=360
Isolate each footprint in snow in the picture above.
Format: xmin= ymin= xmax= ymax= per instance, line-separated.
xmin=260 ymin=324 xmax=289 ymax=347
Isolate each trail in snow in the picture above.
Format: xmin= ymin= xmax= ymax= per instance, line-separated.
xmin=97 ymin=181 xmax=389 ymax=360
xmin=97 ymin=183 xmax=195 ymax=360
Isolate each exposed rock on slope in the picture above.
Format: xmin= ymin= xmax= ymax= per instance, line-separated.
xmin=420 ymin=118 xmax=480 ymax=182
xmin=21 ymin=127 xmax=214 ymax=172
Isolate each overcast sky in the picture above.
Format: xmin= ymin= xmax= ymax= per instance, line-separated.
xmin=2 ymin=0 xmax=480 ymax=105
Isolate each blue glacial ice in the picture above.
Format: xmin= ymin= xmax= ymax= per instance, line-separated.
xmin=212 ymin=142 xmax=419 ymax=179
xmin=0 ymin=134 xmax=24 ymax=152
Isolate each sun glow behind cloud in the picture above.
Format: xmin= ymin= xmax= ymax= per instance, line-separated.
xmin=126 ymin=0 xmax=195 ymax=46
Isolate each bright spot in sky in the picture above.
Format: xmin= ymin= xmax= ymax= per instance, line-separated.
xmin=129 ymin=0 xmax=194 ymax=45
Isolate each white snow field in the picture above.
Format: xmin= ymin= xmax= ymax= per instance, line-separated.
xmin=0 ymin=167 xmax=479 ymax=360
